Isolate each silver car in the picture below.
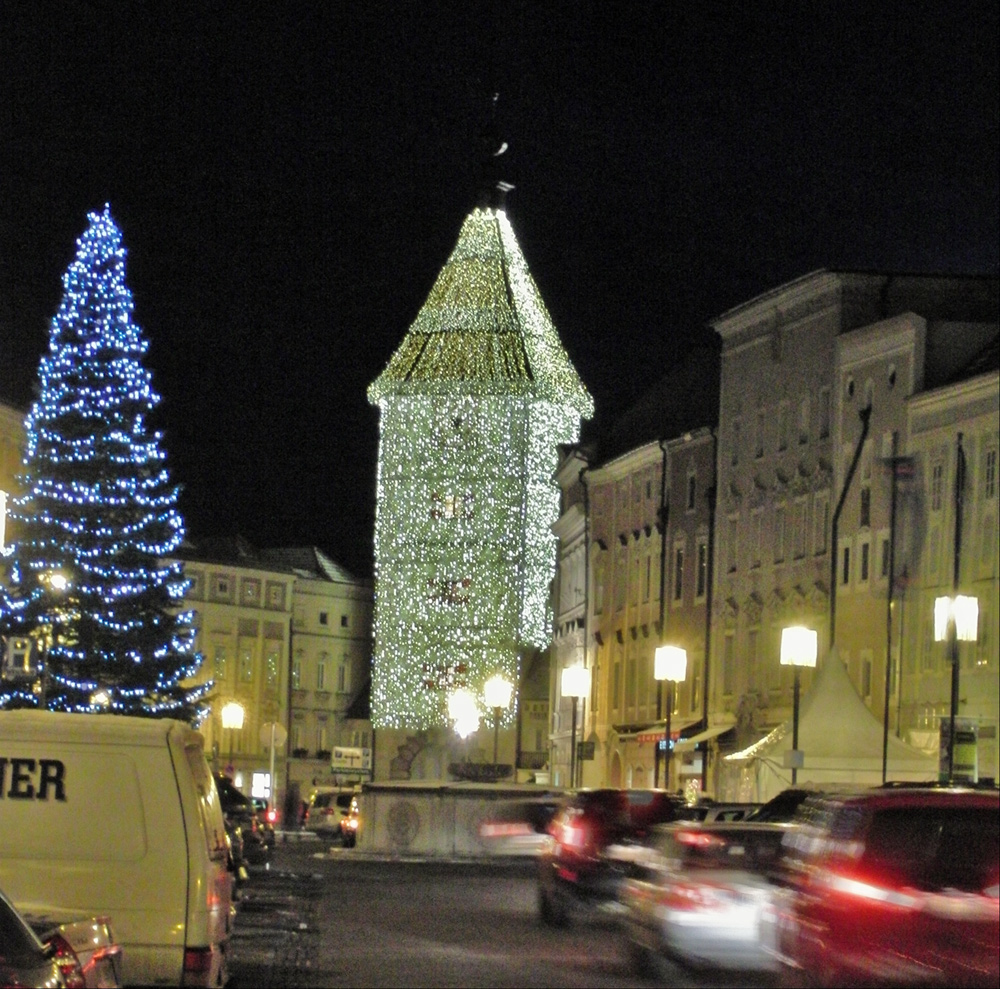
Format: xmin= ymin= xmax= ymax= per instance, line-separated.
xmin=620 ymin=820 xmax=793 ymax=975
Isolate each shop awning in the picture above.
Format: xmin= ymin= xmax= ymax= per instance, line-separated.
xmin=673 ymin=723 xmax=735 ymax=752
xmin=616 ymin=718 xmax=700 ymax=744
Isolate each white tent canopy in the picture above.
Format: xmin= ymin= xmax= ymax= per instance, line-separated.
xmin=725 ymin=646 xmax=936 ymax=802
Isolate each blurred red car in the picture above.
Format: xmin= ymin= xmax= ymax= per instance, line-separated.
xmin=773 ymin=786 xmax=999 ymax=988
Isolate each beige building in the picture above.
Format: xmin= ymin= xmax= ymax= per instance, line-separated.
xmin=0 ymin=399 xmax=25 ymax=555
xmin=176 ymin=539 xmax=373 ymax=817
xmin=710 ymin=271 xmax=998 ymax=799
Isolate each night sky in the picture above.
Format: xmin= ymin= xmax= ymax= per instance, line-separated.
xmin=2 ymin=2 xmax=997 ymax=578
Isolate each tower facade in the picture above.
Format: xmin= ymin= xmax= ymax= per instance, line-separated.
xmin=368 ymin=206 xmax=592 ymax=771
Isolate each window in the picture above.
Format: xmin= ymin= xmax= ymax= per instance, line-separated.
xmin=861 ymin=653 xmax=873 ymax=702
xmin=813 ymin=491 xmax=829 ymax=554
xmin=723 ymin=635 xmax=735 ymax=695
xmin=214 ymin=575 xmax=230 ymax=598
xmin=319 ymin=611 xmax=329 ymax=626
xmin=612 ymin=660 xmax=621 ymax=710
xmin=755 ymin=410 xmax=765 ymax=459
xmin=214 ymin=647 xmax=227 ymax=681
xmin=695 ymin=540 xmax=708 ymax=600
xmin=841 ymin=543 xmax=851 ymax=586
xmin=777 ymin=403 xmax=789 ymax=452
xmin=860 ymin=485 xmax=871 ymax=527
xmin=291 ymin=655 xmax=302 ymax=690
xmin=242 ymin=579 xmax=260 ymax=604
xmin=818 ymin=387 xmax=831 ymax=439
xmin=880 ymin=535 xmax=891 ymax=580
xmin=774 ymin=505 xmax=786 ymax=563
xmin=985 ymin=447 xmax=997 ymax=500
xmin=673 ymin=543 xmax=684 ymax=602
xmin=340 ymin=614 xmax=349 ymax=628
xmin=265 ymin=650 xmax=279 ymax=688
xmin=686 ymin=473 xmax=697 ymax=511
xmin=642 ymin=556 xmax=651 ymax=603
xmin=316 ymin=726 xmax=328 ymax=755
xmin=931 ymin=462 xmax=944 ymax=512
xmin=316 ymin=658 xmax=327 ymax=691
xmin=239 ymin=649 xmax=253 ymax=682
xmin=727 ymin=515 xmax=739 ymax=573
xmin=751 ymin=510 xmax=762 ymax=568
xmin=799 ymin=396 xmax=810 ymax=445
xmin=859 ymin=537 xmax=870 ymax=584
xmin=337 ymin=663 xmax=348 ymax=693
xmin=794 ymin=498 xmax=808 ymax=559
xmin=690 ymin=667 xmax=701 ymax=713
xmin=267 ymin=583 xmax=284 ymax=608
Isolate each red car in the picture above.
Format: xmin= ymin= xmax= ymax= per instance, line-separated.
xmin=773 ymin=786 xmax=999 ymax=988
xmin=537 ymin=788 xmax=682 ymax=926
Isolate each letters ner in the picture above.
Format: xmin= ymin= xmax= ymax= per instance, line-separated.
xmin=0 ymin=757 xmax=66 ymax=800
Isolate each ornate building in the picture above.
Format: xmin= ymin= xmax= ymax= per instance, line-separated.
xmin=367 ymin=203 xmax=592 ymax=780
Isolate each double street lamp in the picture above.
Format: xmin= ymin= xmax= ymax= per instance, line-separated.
xmin=780 ymin=625 xmax=818 ymax=785
xmin=654 ymin=646 xmax=687 ymax=791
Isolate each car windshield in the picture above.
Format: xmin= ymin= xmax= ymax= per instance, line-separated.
xmin=0 ymin=894 xmax=45 ymax=964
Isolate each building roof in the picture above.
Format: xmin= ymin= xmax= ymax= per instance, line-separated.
xmin=258 ymin=545 xmax=361 ymax=584
xmin=175 ymin=536 xmax=362 ymax=584
xmin=367 ymin=206 xmax=593 ymax=417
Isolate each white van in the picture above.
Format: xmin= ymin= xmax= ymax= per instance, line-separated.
xmin=0 ymin=710 xmax=233 ymax=987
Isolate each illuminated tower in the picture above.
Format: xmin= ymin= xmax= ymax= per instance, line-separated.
xmin=367 ymin=202 xmax=592 ymax=767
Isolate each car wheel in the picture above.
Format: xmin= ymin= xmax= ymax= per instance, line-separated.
xmin=538 ymin=884 xmax=568 ymax=928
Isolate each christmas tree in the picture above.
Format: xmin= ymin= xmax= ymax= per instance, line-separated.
xmin=0 ymin=205 xmax=208 ymax=721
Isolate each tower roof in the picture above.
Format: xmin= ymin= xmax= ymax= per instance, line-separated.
xmin=367 ymin=207 xmax=593 ymax=417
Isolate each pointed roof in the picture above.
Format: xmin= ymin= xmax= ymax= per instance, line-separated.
xmin=367 ymin=207 xmax=593 ymax=417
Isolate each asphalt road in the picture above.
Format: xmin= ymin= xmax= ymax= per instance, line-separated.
xmin=228 ymin=836 xmax=778 ymax=989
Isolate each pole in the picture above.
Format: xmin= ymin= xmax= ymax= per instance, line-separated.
xmin=792 ymin=668 xmax=801 ymax=785
xmin=492 ymin=706 xmax=500 ymax=767
xmin=664 ymin=681 xmax=673 ymax=792
xmin=947 ymin=434 xmax=966 ymax=784
xmin=269 ymin=722 xmax=277 ymax=809
xmin=569 ymin=698 xmax=578 ymax=789
xmin=882 ymin=433 xmax=899 ymax=784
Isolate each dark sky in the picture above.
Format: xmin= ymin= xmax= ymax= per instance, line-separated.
xmin=2 ymin=2 xmax=997 ymax=578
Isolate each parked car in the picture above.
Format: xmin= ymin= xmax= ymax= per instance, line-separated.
xmin=771 ymin=786 xmax=1000 ymax=988
xmin=744 ymin=787 xmax=815 ymax=822
xmin=214 ymin=772 xmax=270 ymax=864
xmin=250 ymin=797 xmax=277 ymax=848
xmin=621 ymin=821 xmax=792 ymax=975
xmin=478 ymin=795 xmax=564 ymax=857
xmin=304 ymin=788 xmax=357 ymax=840
xmin=1 ymin=885 xmax=78 ymax=988
xmin=340 ymin=794 xmax=360 ymax=848
xmin=673 ymin=799 xmax=760 ymax=823
xmin=25 ymin=912 xmax=123 ymax=988
xmin=537 ymin=788 xmax=683 ymax=925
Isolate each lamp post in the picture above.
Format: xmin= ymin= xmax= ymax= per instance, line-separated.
xmin=780 ymin=626 xmax=818 ymax=785
xmin=220 ymin=700 xmax=245 ymax=776
xmin=483 ymin=674 xmax=513 ymax=770
xmin=934 ymin=594 xmax=979 ymax=782
xmin=654 ymin=646 xmax=687 ymax=791
xmin=561 ymin=665 xmax=591 ymax=789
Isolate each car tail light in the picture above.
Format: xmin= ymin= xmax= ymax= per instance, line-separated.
xmin=558 ymin=817 xmax=590 ymax=851
xmin=183 ymin=947 xmax=214 ymax=980
xmin=819 ymin=869 xmax=921 ymax=911
xmin=661 ymin=880 xmax=727 ymax=911
xmin=675 ymin=829 xmax=725 ymax=848
xmin=266 ymin=808 xmax=277 ymax=824
xmin=47 ymin=933 xmax=86 ymax=989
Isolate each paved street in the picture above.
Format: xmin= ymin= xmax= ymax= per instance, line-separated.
xmin=228 ymin=836 xmax=778 ymax=989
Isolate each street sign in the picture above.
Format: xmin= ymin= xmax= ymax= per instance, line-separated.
xmin=260 ymin=722 xmax=288 ymax=748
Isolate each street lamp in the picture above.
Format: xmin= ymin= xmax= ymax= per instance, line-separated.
xmin=934 ymin=594 xmax=979 ymax=782
xmin=483 ymin=674 xmax=513 ymax=770
xmin=220 ymin=700 xmax=245 ymax=775
xmin=654 ymin=646 xmax=687 ymax=791
xmin=561 ymin=665 xmax=591 ymax=789
xmin=780 ymin=626 xmax=818 ymax=785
